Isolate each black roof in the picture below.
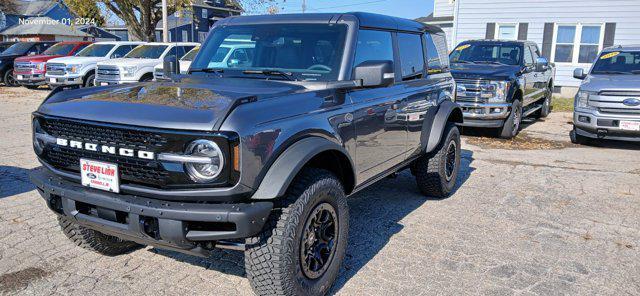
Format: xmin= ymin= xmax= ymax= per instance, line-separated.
xmin=218 ymin=12 xmax=444 ymax=34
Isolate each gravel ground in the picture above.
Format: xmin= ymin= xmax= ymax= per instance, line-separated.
xmin=0 ymin=86 xmax=639 ymax=296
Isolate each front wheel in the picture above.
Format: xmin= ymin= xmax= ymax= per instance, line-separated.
xmin=570 ymin=127 xmax=590 ymax=145
xmin=245 ymin=168 xmax=349 ymax=296
xmin=84 ymin=73 xmax=96 ymax=88
xmin=500 ymin=99 xmax=523 ymax=139
xmin=414 ymin=122 xmax=461 ymax=198
xmin=3 ymin=69 xmax=19 ymax=87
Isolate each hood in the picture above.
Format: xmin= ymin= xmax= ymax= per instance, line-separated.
xmin=450 ymin=63 xmax=521 ymax=80
xmin=580 ymin=74 xmax=640 ymax=92
xmin=15 ymin=54 xmax=63 ymax=63
xmin=48 ymin=56 xmax=106 ymax=65
xmin=37 ymin=76 xmax=308 ymax=131
xmin=99 ymin=58 xmax=160 ymax=68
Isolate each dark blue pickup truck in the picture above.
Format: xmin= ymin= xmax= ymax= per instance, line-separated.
xmin=450 ymin=40 xmax=555 ymax=138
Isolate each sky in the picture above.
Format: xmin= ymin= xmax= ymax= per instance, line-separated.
xmin=273 ymin=0 xmax=434 ymax=20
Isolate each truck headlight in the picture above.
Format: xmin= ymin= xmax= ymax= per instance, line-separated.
xmin=35 ymin=62 xmax=46 ymax=71
xmin=66 ymin=64 xmax=81 ymax=74
xmin=185 ymin=140 xmax=224 ymax=183
xmin=122 ymin=66 xmax=137 ymax=77
xmin=485 ymin=81 xmax=510 ymax=103
xmin=575 ymin=91 xmax=595 ymax=110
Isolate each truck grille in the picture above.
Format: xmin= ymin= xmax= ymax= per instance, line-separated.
xmin=14 ymin=62 xmax=35 ymax=73
xmin=96 ymin=65 xmax=120 ymax=80
xmin=46 ymin=63 xmax=66 ymax=76
xmin=592 ymin=90 xmax=640 ymax=116
xmin=39 ymin=117 xmax=172 ymax=187
xmin=455 ymin=78 xmax=489 ymax=103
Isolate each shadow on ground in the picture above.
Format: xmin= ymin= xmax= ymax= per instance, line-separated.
xmin=0 ymin=166 xmax=35 ymax=199
xmin=151 ymin=150 xmax=476 ymax=293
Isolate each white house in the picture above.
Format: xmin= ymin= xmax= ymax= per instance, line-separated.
xmin=419 ymin=0 xmax=640 ymax=96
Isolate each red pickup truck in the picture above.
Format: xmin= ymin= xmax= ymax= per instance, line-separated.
xmin=13 ymin=41 xmax=92 ymax=89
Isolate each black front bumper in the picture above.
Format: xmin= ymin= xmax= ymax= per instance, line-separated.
xmin=30 ymin=167 xmax=273 ymax=256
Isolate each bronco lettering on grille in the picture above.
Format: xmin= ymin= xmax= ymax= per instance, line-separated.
xmin=55 ymin=138 xmax=155 ymax=160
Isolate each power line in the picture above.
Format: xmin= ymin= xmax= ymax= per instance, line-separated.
xmin=287 ymin=0 xmax=389 ymax=12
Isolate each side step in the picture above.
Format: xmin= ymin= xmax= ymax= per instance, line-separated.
xmin=523 ymin=104 xmax=542 ymax=117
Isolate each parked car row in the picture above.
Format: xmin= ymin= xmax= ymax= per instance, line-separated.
xmin=0 ymin=41 xmax=200 ymax=89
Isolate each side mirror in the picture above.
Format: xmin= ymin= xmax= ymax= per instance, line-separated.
xmin=163 ymin=55 xmax=180 ymax=78
xmin=573 ymin=68 xmax=587 ymax=80
xmin=354 ymin=60 xmax=394 ymax=87
xmin=28 ymin=51 xmax=36 ymax=56
xmin=535 ymin=57 xmax=549 ymax=72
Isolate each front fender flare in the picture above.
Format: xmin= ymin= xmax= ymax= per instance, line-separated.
xmin=251 ymin=137 xmax=354 ymax=200
xmin=424 ymin=100 xmax=463 ymax=153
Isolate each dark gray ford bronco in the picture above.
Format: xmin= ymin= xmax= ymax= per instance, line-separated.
xmin=30 ymin=12 xmax=463 ymax=295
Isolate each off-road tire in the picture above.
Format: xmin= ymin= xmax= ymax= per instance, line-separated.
xmin=534 ymin=86 xmax=552 ymax=118
xmin=500 ymin=99 xmax=522 ymax=139
xmin=245 ymin=168 xmax=349 ymax=296
xmin=414 ymin=122 xmax=461 ymax=198
xmin=570 ymin=128 xmax=590 ymax=145
xmin=3 ymin=69 xmax=19 ymax=87
xmin=58 ymin=216 xmax=141 ymax=256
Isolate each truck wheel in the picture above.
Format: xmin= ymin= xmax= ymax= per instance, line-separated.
xmin=414 ymin=122 xmax=461 ymax=198
xmin=58 ymin=216 xmax=142 ymax=256
xmin=500 ymin=99 xmax=522 ymax=139
xmin=84 ymin=73 xmax=96 ymax=88
xmin=534 ymin=87 xmax=552 ymax=118
xmin=4 ymin=69 xmax=19 ymax=87
xmin=245 ymin=168 xmax=349 ymax=296
xmin=570 ymin=127 xmax=590 ymax=145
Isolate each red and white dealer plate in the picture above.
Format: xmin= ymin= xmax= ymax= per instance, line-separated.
xmin=80 ymin=158 xmax=120 ymax=193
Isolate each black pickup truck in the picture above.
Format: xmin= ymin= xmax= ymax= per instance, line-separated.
xmin=30 ymin=12 xmax=463 ymax=295
xmin=450 ymin=40 xmax=555 ymax=138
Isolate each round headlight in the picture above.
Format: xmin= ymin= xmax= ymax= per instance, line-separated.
xmin=185 ymin=139 xmax=224 ymax=183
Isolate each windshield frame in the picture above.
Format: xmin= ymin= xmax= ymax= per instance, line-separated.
xmin=124 ymin=45 xmax=169 ymax=59
xmin=450 ymin=42 xmax=524 ymax=66
xmin=590 ymin=50 xmax=640 ymax=75
xmin=191 ymin=22 xmax=356 ymax=82
xmin=75 ymin=43 xmax=116 ymax=57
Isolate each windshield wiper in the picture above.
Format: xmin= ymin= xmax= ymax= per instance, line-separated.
xmin=592 ymin=70 xmax=631 ymax=75
xmin=452 ymin=60 xmax=475 ymax=64
xmin=242 ymin=70 xmax=295 ymax=81
xmin=630 ymin=70 xmax=640 ymax=74
xmin=190 ymin=67 xmax=225 ymax=74
xmin=474 ymin=61 xmax=508 ymax=65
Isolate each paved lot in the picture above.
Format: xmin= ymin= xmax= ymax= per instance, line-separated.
xmin=0 ymin=86 xmax=639 ymax=296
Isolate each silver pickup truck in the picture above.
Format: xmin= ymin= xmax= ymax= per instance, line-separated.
xmin=572 ymin=45 xmax=640 ymax=144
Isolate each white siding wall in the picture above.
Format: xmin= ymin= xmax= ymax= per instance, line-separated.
xmin=434 ymin=0 xmax=455 ymax=17
xmin=453 ymin=0 xmax=640 ymax=88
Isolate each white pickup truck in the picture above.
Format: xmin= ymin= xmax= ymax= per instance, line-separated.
xmin=45 ymin=41 xmax=145 ymax=88
xmin=153 ymin=46 xmax=199 ymax=81
xmin=95 ymin=42 xmax=198 ymax=85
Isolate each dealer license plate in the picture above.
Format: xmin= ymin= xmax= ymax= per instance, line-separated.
xmin=49 ymin=78 xmax=57 ymax=83
xmin=17 ymin=75 xmax=23 ymax=80
xmin=620 ymin=120 xmax=640 ymax=131
xmin=100 ymin=82 xmax=109 ymax=86
xmin=80 ymin=159 xmax=119 ymax=193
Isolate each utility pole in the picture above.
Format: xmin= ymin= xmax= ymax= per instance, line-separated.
xmin=302 ymin=0 xmax=307 ymax=13
xmin=162 ymin=0 xmax=169 ymax=42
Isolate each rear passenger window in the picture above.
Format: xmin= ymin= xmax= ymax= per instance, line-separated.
xmin=397 ymin=33 xmax=425 ymax=80
xmin=424 ymin=33 xmax=446 ymax=74
xmin=353 ymin=30 xmax=393 ymax=68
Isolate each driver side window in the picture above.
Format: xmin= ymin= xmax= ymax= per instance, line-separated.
xmin=353 ymin=30 xmax=394 ymax=69
xmin=524 ymin=47 xmax=534 ymax=66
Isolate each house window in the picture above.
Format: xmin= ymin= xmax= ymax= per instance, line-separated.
xmin=201 ymin=8 xmax=208 ymax=19
xmin=497 ymin=24 xmax=517 ymax=40
xmin=552 ymin=24 xmax=603 ymax=64
xmin=182 ymin=30 xmax=189 ymax=42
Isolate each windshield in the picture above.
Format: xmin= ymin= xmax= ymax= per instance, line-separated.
xmin=44 ymin=43 xmax=76 ymax=56
xmin=190 ymin=24 xmax=348 ymax=81
xmin=591 ymin=51 xmax=640 ymax=74
xmin=1 ymin=43 xmax=34 ymax=56
xmin=450 ymin=43 xmax=523 ymax=66
xmin=181 ymin=47 xmax=200 ymax=61
xmin=125 ymin=45 xmax=168 ymax=59
xmin=76 ymin=44 xmax=115 ymax=57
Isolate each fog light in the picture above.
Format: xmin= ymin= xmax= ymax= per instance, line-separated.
xmin=492 ymin=108 xmax=502 ymax=113
xmin=578 ymin=115 xmax=590 ymax=123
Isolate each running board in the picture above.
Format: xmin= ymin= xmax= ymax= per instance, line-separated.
xmin=523 ymin=105 xmax=542 ymax=117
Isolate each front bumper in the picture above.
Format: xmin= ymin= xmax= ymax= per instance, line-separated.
xmin=456 ymin=101 xmax=511 ymax=127
xmin=45 ymin=74 xmax=84 ymax=86
xmin=573 ymin=109 xmax=640 ymax=142
xmin=95 ymin=78 xmax=137 ymax=86
xmin=30 ymin=167 xmax=273 ymax=256
xmin=15 ymin=73 xmax=46 ymax=85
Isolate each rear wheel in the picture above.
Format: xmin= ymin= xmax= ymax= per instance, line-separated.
xmin=414 ymin=122 xmax=461 ymax=198
xmin=500 ymin=99 xmax=522 ymax=139
xmin=245 ymin=168 xmax=349 ymax=296
xmin=534 ymin=86 xmax=552 ymax=118
xmin=3 ymin=69 xmax=19 ymax=87
xmin=58 ymin=216 xmax=142 ymax=256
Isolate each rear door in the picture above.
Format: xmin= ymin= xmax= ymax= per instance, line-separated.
xmin=522 ymin=46 xmax=538 ymax=106
xmin=348 ymin=29 xmax=408 ymax=182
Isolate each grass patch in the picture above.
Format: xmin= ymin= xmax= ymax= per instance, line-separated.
xmin=552 ymin=96 xmax=574 ymax=112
